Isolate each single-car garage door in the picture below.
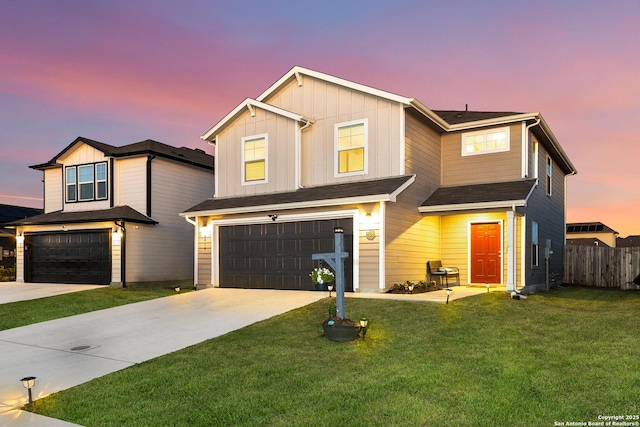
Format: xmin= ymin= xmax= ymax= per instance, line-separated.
xmin=219 ymin=218 xmax=353 ymax=291
xmin=25 ymin=231 xmax=111 ymax=284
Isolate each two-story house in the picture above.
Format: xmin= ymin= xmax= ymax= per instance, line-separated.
xmin=8 ymin=137 xmax=214 ymax=287
xmin=182 ymin=66 xmax=576 ymax=293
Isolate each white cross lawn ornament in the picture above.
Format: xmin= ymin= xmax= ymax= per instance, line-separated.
xmin=312 ymin=227 xmax=349 ymax=319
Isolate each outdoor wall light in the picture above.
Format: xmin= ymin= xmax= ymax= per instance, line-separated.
xmin=200 ymin=224 xmax=211 ymax=250
xmin=327 ymin=283 xmax=334 ymax=298
xmin=359 ymin=318 xmax=369 ymax=338
xmin=446 ymin=288 xmax=452 ymax=304
xmin=333 ymin=227 xmax=344 ymax=234
xmin=20 ymin=376 xmax=36 ymax=404
xmin=361 ymin=213 xmax=377 ymax=240
xmin=16 ymin=234 xmax=24 ymax=245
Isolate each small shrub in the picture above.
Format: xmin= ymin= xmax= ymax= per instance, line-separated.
xmin=0 ymin=266 xmax=16 ymax=282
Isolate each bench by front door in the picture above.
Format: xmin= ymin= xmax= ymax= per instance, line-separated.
xmin=470 ymin=222 xmax=501 ymax=284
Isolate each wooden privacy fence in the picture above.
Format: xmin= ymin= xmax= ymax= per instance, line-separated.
xmin=564 ymin=245 xmax=640 ymax=290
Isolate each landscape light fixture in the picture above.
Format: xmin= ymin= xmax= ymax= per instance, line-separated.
xmin=327 ymin=283 xmax=334 ymax=298
xmin=446 ymin=288 xmax=452 ymax=304
xmin=175 ymin=287 xmax=181 ymax=293
xmin=359 ymin=318 xmax=369 ymax=338
xmin=20 ymin=376 xmax=36 ymax=404
xmin=486 ymin=283 xmax=491 ymax=293
xmin=408 ymin=283 xmax=414 ymax=294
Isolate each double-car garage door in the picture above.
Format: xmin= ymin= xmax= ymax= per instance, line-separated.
xmin=25 ymin=231 xmax=111 ymax=284
xmin=219 ymin=218 xmax=353 ymax=291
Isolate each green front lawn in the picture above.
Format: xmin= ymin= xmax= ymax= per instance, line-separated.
xmin=0 ymin=287 xmax=184 ymax=331
xmin=28 ymin=287 xmax=640 ymax=426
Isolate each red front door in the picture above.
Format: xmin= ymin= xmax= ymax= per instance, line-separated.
xmin=470 ymin=222 xmax=501 ymax=284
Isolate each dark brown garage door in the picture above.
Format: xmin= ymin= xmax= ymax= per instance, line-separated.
xmin=25 ymin=231 xmax=111 ymax=284
xmin=219 ymin=218 xmax=353 ymax=290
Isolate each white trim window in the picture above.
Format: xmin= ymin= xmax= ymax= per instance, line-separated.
xmin=546 ymin=156 xmax=553 ymax=196
xmin=242 ymin=134 xmax=267 ymax=184
xmin=335 ymin=119 xmax=367 ymax=176
xmin=65 ymin=166 xmax=77 ymax=202
xmin=462 ymin=126 xmax=510 ymax=156
xmin=531 ymin=221 xmax=539 ymax=267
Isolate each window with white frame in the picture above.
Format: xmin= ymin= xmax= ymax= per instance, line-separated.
xmin=242 ymin=134 xmax=267 ymax=183
xmin=335 ymin=119 xmax=367 ymax=176
xmin=531 ymin=221 xmax=539 ymax=267
xmin=546 ymin=156 xmax=552 ymax=196
xmin=462 ymin=127 xmax=510 ymax=156
xmin=65 ymin=162 xmax=108 ymax=202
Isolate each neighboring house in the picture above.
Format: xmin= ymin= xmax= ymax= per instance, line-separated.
xmin=7 ymin=137 xmax=214 ymax=286
xmin=0 ymin=204 xmax=43 ymax=270
xmin=617 ymin=235 xmax=640 ymax=248
xmin=182 ymin=66 xmax=576 ymax=293
xmin=566 ymin=222 xmax=618 ymax=247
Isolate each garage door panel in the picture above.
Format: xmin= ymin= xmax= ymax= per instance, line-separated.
xmin=219 ymin=218 xmax=353 ymax=291
xmin=25 ymin=231 xmax=111 ymax=285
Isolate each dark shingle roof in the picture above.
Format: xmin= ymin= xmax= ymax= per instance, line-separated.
xmin=4 ymin=205 xmax=157 ymax=227
xmin=420 ymin=179 xmax=537 ymax=208
xmin=432 ymin=110 xmax=523 ymax=126
xmin=617 ymin=235 xmax=640 ymax=247
xmin=566 ymin=238 xmax=610 ymax=247
xmin=0 ymin=204 xmax=43 ymax=224
xmin=184 ymin=175 xmax=415 ymax=214
xmin=31 ymin=137 xmax=214 ymax=171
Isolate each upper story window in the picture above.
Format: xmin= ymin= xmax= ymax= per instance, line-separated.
xmin=335 ymin=119 xmax=367 ymax=176
xmin=462 ymin=127 xmax=510 ymax=156
xmin=546 ymin=156 xmax=553 ymax=196
xmin=65 ymin=162 xmax=108 ymax=202
xmin=242 ymin=134 xmax=267 ymax=184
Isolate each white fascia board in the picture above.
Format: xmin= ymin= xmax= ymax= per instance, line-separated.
xmin=447 ymin=113 xmax=541 ymax=132
xmin=408 ymin=99 xmax=450 ymax=130
xmin=201 ymin=98 xmax=307 ymax=141
xmin=389 ymin=174 xmax=416 ymax=201
xmin=418 ymin=199 xmax=528 ymax=213
xmin=183 ymin=194 xmax=397 ymax=218
xmin=256 ymin=66 xmax=412 ymax=105
xmin=537 ymin=115 xmax=577 ymax=174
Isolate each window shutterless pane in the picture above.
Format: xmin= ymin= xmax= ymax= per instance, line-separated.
xmin=97 ymin=182 xmax=107 ymax=199
xmin=67 ymin=184 xmax=76 ymax=202
xmin=78 ymin=165 xmax=93 ymax=182
xmin=338 ymin=148 xmax=364 ymax=173
xmin=96 ymin=163 xmax=107 ymax=180
xmin=80 ymin=183 xmax=94 ymax=200
xmin=66 ymin=167 xmax=76 ymax=184
xmin=245 ymin=160 xmax=265 ymax=181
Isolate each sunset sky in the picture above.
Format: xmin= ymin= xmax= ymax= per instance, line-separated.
xmin=1 ymin=1 xmax=638 ymax=236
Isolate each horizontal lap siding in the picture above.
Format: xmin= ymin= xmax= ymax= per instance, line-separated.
xmin=61 ymin=144 xmax=111 ymax=213
xmin=125 ymin=159 xmax=213 ymax=283
xmin=440 ymin=213 xmax=508 ymax=285
xmin=385 ymin=112 xmax=441 ymax=287
xmin=442 ymin=124 xmax=522 ymax=186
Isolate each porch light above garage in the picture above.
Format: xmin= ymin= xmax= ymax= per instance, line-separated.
xmin=16 ymin=234 xmax=24 ymax=245
xmin=112 ymin=228 xmax=121 ymax=243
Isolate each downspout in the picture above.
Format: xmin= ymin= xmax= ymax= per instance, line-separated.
xmin=146 ymin=154 xmax=156 ymax=217
xmin=115 ymin=220 xmax=126 ymax=288
xmin=297 ymin=119 xmax=313 ymax=189
xmin=524 ymin=119 xmax=541 ymax=178
xmin=184 ymin=216 xmax=198 ymax=289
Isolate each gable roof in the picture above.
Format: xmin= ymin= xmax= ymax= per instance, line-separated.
xmin=617 ymin=235 xmax=640 ymax=247
xmin=199 ymin=65 xmax=576 ymax=175
xmin=419 ymin=179 xmax=537 ymax=213
xmin=4 ymin=205 xmax=157 ymax=227
xmin=31 ymin=137 xmax=214 ymax=171
xmin=182 ymin=175 xmax=415 ymax=216
xmin=567 ymin=237 xmax=610 ymax=247
xmin=0 ymin=204 xmax=43 ymax=224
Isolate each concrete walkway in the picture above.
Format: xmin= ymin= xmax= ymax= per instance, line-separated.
xmin=0 ymin=287 xmax=325 ymax=426
xmin=0 ymin=283 xmax=491 ymax=426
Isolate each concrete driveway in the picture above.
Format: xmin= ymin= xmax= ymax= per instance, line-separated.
xmin=0 ymin=286 xmax=325 ymax=426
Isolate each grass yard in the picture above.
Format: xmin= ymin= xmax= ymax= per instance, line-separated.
xmin=27 ymin=286 xmax=640 ymax=426
xmin=0 ymin=287 xmax=185 ymax=331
